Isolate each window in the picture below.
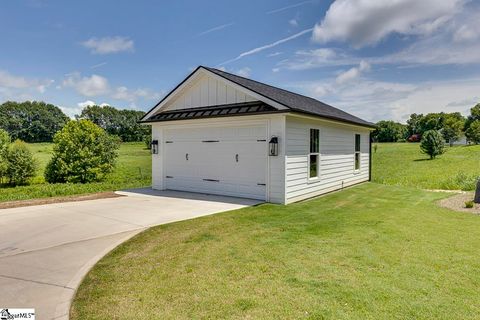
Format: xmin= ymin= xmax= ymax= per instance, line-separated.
xmin=354 ymin=134 xmax=361 ymax=171
xmin=309 ymin=129 xmax=319 ymax=179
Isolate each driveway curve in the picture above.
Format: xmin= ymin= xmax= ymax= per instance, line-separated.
xmin=0 ymin=189 xmax=260 ymax=320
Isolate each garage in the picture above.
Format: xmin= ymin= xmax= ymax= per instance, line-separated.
xmin=164 ymin=124 xmax=267 ymax=200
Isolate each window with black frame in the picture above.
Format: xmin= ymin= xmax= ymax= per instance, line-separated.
xmin=354 ymin=134 xmax=361 ymax=171
xmin=309 ymin=129 xmax=319 ymax=179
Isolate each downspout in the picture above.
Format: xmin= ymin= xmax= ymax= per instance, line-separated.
xmin=369 ymin=131 xmax=372 ymax=182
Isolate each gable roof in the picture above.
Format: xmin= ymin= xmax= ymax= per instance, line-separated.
xmin=141 ymin=66 xmax=375 ymax=128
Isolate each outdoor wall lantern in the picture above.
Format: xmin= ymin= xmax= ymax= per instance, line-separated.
xmin=151 ymin=140 xmax=159 ymax=154
xmin=269 ymin=136 xmax=278 ymax=156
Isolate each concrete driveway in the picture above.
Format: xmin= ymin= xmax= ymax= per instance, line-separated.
xmin=0 ymin=189 xmax=260 ymax=320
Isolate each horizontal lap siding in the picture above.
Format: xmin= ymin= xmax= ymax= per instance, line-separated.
xmin=285 ymin=116 xmax=370 ymax=203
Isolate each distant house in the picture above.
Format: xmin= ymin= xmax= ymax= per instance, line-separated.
xmin=140 ymin=66 xmax=375 ymax=204
xmin=448 ymin=134 xmax=468 ymax=146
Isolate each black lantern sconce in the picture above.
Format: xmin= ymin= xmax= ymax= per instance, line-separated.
xmin=151 ymin=140 xmax=159 ymax=154
xmin=269 ymin=136 xmax=278 ymax=156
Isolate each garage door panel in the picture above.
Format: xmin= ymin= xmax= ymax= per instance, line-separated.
xmin=164 ymin=124 xmax=267 ymax=200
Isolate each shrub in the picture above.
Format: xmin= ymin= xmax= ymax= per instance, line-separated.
xmin=45 ymin=120 xmax=120 ymax=183
xmin=0 ymin=129 xmax=10 ymax=183
xmin=143 ymin=133 xmax=151 ymax=150
xmin=465 ymin=200 xmax=474 ymax=208
xmin=420 ymin=130 xmax=445 ymax=159
xmin=4 ymin=140 xmax=37 ymax=185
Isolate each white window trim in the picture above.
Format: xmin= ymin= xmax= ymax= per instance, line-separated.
xmin=308 ymin=128 xmax=320 ymax=182
xmin=354 ymin=133 xmax=361 ymax=173
xmin=308 ymin=153 xmax=320 ymax=181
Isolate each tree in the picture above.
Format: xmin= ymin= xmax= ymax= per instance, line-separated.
xmin=45 ymin=120 xmax=120 ymax=183
xmin=406 ymin=113 xmax=424 ymax=136
xmin=465 ymin=120 xmax=480 ymax=144
xmin=76 ymin=105 xmax=149 ymax=142
xmin=420 ymin=130 xmax=446 ymax=159
xmin=373 ymin=121 xmax=408 ymax=142
xmin=441 ymin=113 xmax=465 ymax=146
xmin=4 ymin=140 xmax=37 ymax=185
xmin=0 ymin=101 xmax=69 ymax=142
xmin=464 ymin=103 xmax=480 ymax=135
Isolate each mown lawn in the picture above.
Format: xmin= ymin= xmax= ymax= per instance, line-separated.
xmin=372 ymin=143 xmax=480 ymax=190
xmin=0 ymin=142 xmax=151 ymax=202
xmin=71 ymin=183 xmax=480 ymax=320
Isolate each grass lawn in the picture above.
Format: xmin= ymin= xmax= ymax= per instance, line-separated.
xmin=71 ymin=183 xmax=480 ymax=319
xmin=0 ymin=142 xmax=151 ymax=202
xmin=372 ymin=143 xmax=480 ymax=190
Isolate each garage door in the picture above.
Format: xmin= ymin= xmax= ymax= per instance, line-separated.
xmin=164 ymin=124 xmax=267 ymax=200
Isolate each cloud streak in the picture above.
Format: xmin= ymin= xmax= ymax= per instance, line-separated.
xmin=219 ymin=27 xmax=313 ymax=66
xmin=267 ymin=0 xmax=313 ymax=14
xmin=198 ymin=22 xmax=234 ymax=36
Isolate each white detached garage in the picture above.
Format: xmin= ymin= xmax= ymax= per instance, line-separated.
xmin=140 ymin=66 xmax=375 ymax=204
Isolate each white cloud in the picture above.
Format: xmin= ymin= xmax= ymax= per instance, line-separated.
xmin=0 ymin=70 xmax=53 ymax=93
xmin=289 ymin=19 xmax=298 ymax=27
xmin=198 ymin=22 xmax=234 ymax=36
xmin=77 ymin=100 xmax=97 ymax=108
xmin=63 ymin=73 xmax=110 ymax=97
xmin=295 ymin=77 xmax=480 ymax=122
xmin=267 ymin=52 xmax=283 ymax=57
xmin=312 ymin=0 xmax=463 ymax=48
xmin=335 ymin=60 xmax=370 ymax=84
xmin=112 ymin=86 xmax=162 ymax=102
xmin=235 ymin=67 xmax=251 ymax=77
xmin=219 ymin=28 xmax=313 ymax=66
xmin=81 ymin=36 xmax=134 ymax=54
xmin=453 ymin=24 xmax=477 ymax=42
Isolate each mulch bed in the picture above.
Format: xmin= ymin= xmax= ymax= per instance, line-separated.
xmin=0 ymin=192 xmax=124 ymax=210
xmin=438 ymin=192 xmax=480 ymax=214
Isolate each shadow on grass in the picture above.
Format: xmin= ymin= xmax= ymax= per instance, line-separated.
xmin=413 ymin=158 xmax=431 ymax=162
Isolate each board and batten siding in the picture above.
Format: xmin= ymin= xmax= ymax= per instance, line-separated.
xmin=285 ymin=116 xmax=370 ymax=204
xmin=163 ymin=73 xmax=257 ymax=112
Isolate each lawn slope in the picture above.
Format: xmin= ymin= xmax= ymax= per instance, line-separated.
xmin=372 ymin=143 xmax=480 ymax=190
xmin=71 ymin=183 xmax=480 ymax=320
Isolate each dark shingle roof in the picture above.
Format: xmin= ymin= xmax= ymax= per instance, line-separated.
xmin=203 ymin=66 xmax=375 ymax=128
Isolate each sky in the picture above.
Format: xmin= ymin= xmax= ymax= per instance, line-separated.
xmin=0 ymin=0 xmax=479 ymax=123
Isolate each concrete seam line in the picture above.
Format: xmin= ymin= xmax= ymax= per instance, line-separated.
xmin=0 ymin=228 xmax=146 ymax=259
xmin=0 ymin=274 xmax=75 ymax=290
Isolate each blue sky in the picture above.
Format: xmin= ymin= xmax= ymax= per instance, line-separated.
xmin=1 ymin=0 xmax=479 ymax=122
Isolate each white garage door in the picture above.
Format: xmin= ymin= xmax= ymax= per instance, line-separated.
xmin=164 ymin=124 xmax=267 ymax=200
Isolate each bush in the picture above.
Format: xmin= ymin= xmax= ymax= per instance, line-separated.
xmin=4 ymin=140 xmax=37 ymax=185
xmin=420 ymin=130 xmax=445 ymax=159
xmin=45 ymin=120 xmax=120 ymax=183
xmin=0 ymin=129 xmax=10 ymax=183
xmin=465 ymin=200 xmax=474 ymax=208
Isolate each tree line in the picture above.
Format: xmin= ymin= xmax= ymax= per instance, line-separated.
xmin=0 ymin=101 xmax=150 ymax=143
xmin=373 ymin=103 xmax=480 ymax=145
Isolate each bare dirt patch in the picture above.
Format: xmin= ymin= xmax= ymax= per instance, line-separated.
xmin=438 ymin=192 xmax=480 ymax=214
xmin=0 ymin=192 xmax=124 ymax=210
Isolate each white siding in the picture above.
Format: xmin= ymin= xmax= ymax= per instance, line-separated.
xmin=149 ymin=114 xmax=286 ymax=204
xmin=285 ymin=116 xmax=370 ymax=204
xmin=163 ymin=73 xmax=258 ymax=111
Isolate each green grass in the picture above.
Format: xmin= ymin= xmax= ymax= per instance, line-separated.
xmin=0 ymin=142 xmax=151 ymax=202
xmin=71 ymin=183 xmax=480 ymax=319
xmin=372 ymin=143 xmax=480 ymax=190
